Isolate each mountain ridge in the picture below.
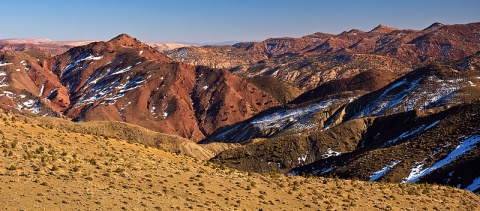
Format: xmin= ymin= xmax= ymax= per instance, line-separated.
xmin=166 ymin=22 xmax=480 ymax=90
xmin=0 ymin=34 xmax=279 ymax=141
xmin=0 ymin=37 xmax=190 ymax=55
xmin=203 ymin=59 xmax=480 ymax=193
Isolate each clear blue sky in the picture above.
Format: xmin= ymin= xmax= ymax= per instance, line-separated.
xmin=0 ymin=0 xmax=479 ymax=43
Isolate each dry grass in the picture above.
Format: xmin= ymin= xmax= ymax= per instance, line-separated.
xmin=0 ymin=112 xmax=478 ymax=210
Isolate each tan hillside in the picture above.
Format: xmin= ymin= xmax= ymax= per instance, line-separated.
xmin=0 ymin=111 xmax=478 ymax=210
xmin=28 ymin=115 xmax=239 ymax=161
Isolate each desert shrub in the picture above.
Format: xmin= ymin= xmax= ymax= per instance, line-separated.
xmin=35 ymin=146 xmax=44 ymax=154
xmin=7 ymin=164 xmax=17 ymax=170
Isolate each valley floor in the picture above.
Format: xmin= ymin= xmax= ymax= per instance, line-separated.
xmin=0 ymin=115 xmax=478 ymax=210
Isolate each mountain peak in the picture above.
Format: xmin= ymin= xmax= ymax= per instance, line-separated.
xmin=423 ymin=22 xmax=445 ymax=31
xmin=340 ymin=29 xmax=364 ymax=35
xmin=108 ymin=33 xmax=140 ymax=46
xmin=368 ymin=24 xmax=397 ymax=34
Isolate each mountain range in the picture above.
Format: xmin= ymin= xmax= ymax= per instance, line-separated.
xmin=1 ymin=21 xmax=480 ymax=196
xmin=0 ymin=34 xmax=277 ymax=141
xmin=0 ymin=38 xmax=189 ymax=55
xmin=166 ymin=22 xmax=480 ymax=90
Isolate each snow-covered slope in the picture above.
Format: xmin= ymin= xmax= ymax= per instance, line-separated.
xmin=204 ymin=63 xmax=480 ymax=144
xmin=288 ymin=101 xmax=480 ymax=193
xmin=343 ymin=64 xmax=480 ymax=121
xmin=201 ymin=96 xmax=355 ymax=143
xmin=207 ymin=61 xmax=480 ymax=193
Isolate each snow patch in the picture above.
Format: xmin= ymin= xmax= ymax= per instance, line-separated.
xmin=104 ymin=76 xmax=146 ymax=102
xmin=369 ymin=160 xmax=402 ymax=181
xmin=18 ymin=99 xmax=42 ymax=114
xmin=383 ymin=120 xmax=440 ymax=146
xmin=353 ymin=78 xmax=410 ymax=118
xmin=3 ymin=91 xmax=14 ymax=98
xmin=150 ymin=105 xmax=156 ymax=115
xmin=312 ymin=165 xmax=334 ymax=175
xmin=404 ymin=134 xmax=480 ymax=183
xmin=322 ymin=148 xmax=341 ymax=159
xmin=466 ymin=177 xmax=480 ymax=193
xmin=80 ymin=78 xmax=121 ymax=104
xmin=297 ymin=154 xmax=308 ymax=164
xmin=252 ymin=99 xmax=335 ymax=131
xmin=418 ymin=77 xmax=463 ymax=110
xmin=139 ymin=50 xmax=143 ymax=55
xmin=111 ymin=66 xmax=132 ymax=75
xmin=39 ymin=84 xmax=45 ymax=97
xmin=0 ymin=61 xmax=13 ymax=66
xmin=23 ymin=99 xmax=36 ymax=107
xmin=354 ymin=74 xmax=465 ymax=119
xmin=84 ymin=55 xmax=103 ymax=61
xmin=62 ymin=53 xmax=103 ymax=76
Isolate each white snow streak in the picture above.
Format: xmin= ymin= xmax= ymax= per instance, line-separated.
xmin=84 ymin=55 xmax=103 ymax=61
xmin=0 ymin=61 xmax=13 ymax=67
xmin=383 ymin=120 xmax=440 ymax=146
xmin=369 ymin=160 xmax=402 ymax=181
xmin=39 ymin=84 xmax=45 ymax=96
xmin=111 ymin=66 xmax=132 ymax=75
xmin=312 ymin=165 xmax=334 ymax=175
xmin=466 ymin=177 xmax=480 ymax=192
xmin=251 ymin=99 xmax=335 ymax=131
xmin=404 ymin=134 xmax=480 ymax=183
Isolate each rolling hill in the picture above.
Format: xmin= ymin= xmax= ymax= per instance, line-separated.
xmin=0 ymin=109 xmax=478 ymax=210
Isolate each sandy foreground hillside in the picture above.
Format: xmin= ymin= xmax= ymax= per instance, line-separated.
xmin=0 ymin=112 xmax=478 ymax=210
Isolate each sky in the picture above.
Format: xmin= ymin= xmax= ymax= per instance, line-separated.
xmin=0 ymin=0 xmax=479 ymax=43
